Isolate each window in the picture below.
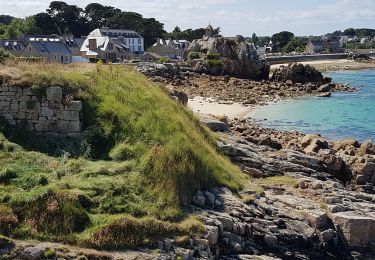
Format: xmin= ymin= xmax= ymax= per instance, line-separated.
xmin=132 ymin=39 xmax=134 ymax=44
xmin=54 ymin=55 xmax=57 ymax=60
xmin=138 ymin=46 xmax=141 ymax=52
xmin=138 ymin=39 xmax=141 ymax=44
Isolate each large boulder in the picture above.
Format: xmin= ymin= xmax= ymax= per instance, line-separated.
xmin=331 ymin=211 xmax=375 ymax=248
xmin=186 ymin=37 xmax=270 ymax=80
xmin=271 ymin=63 xmax=330 ymax=84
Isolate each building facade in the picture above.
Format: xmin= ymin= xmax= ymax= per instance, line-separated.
xmin=88 ymin=28 xmax=144 ymax=54
xmin=22 ymin=39 xmax=72 ymax=63
xmin=150 ymin=38 xmax=190 ymax=59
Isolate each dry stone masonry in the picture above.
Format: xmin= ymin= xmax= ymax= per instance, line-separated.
xmin=0 ymin=86 xmax=82 ymax=137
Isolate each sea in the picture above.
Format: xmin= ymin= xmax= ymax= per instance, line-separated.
xmin=250 ymin=69 xmax=375 ymax=141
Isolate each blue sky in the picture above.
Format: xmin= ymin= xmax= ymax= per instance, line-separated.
xmin=0 ymin=0 xmax=374 ymax=36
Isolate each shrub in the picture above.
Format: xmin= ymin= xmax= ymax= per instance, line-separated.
xmin=87 ymin=215 xmax=204 ymax=249
xmin=188 ymin=52 xmax=200 ymax=60
xmin=158 ymin=57 xmax=171 ymax=63
xmin=0 ymin=49 xmax=12 ymax=63
xmin=207 ymin=59 xmax=223 ymax=66
xmin=206 ymin=53 xmax=220 ymax=60
xmin=43 ymin=248 xmax=56 ymax=259
xmin=11 ymin=191 xmax=90 ymax=235
xmin=0 ymin=168 xmax=17 ymax=184
xmin=0 ymin=205 xmax=18 ymax=235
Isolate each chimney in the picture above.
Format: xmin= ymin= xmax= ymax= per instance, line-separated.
xmin=88 ymin=38 xmax=97 ymax=51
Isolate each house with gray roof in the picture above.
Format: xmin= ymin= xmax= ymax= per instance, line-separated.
xmin=80 ymin=35 xmax=129 ymax=62
xmin=150 ymin=38 xmax=190 ymax=60
xmin=88 ymin=28 xmax=144 ymax=54
xmin=22 ymin=39 xmax=72 ymax=63
xmin=0 ymin=40 xmax=27 ymax=56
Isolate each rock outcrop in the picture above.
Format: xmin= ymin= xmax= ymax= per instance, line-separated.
xmin=186 ymin=36 xmax=270 ymax=80
xmin=271 ymin=63 xmax=331 ymax=84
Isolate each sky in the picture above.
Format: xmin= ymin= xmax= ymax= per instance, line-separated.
xmin=0 ymin=0 xmax=374 ymax=36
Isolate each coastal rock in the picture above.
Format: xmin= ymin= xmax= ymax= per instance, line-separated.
xmin=198 ymin=114 xmax=229 ymax=132
xmin=317 ymin=92 xmax=331 ymax=97
xmin=331 ymin=211 xmax=375 ymax=248
xmin=318 ymin=83 xmax=334 ymax=92
xmin=187 ymin=37 xmax=270 ymax=80
xmin=271 ymin=63 xmax=330 ymax=84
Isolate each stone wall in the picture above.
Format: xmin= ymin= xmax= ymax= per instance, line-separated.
xmin=0 ymin=86 xmax=83 ymax=137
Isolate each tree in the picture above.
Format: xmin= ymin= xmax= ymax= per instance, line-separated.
xmin=107 ymin=12 xmax=144 ymax=30
xmin=271 ymin=31 xmax=294 ymax=52
xmin=251 ymin=33 xmax=259 ymax=45
xmin=85 ymin=3 xmax=120 ymax=29
xmin=0 ymin=15 xmax=14 ymax=25
xmin=282 ymin=37 xmax=308 ymax=53
xmin=47 ymin=1 xmax=89 ymax=36
xmin=343 ymin=28 xmax=356 ymax=37
xmin=34 ymin=13 xmax=58 ymax=35
xmin=140 ymin=18 xmax=166 ymax=48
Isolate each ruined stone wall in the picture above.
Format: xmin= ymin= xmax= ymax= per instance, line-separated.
xmin=0 ymin=86 xmax=83 ymax=137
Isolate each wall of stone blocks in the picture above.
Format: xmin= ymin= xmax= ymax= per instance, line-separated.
xmin=0 ymin=86 xmax=83 ymax=137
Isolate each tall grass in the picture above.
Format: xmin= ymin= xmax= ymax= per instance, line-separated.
xmin=0 ymin=62 xmax=246 ymax=246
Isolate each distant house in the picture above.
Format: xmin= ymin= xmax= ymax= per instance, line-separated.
xmin=0 ymin=40 xmax=26 ymax=56
xmin=305 ymin=40 xmax=323 ymax=54
xmin=88 ymin=28 xmax=144 ymax=54
xmin=21 ymin=35 xmax=84 ymax=56
xmin=150 ymin=38 xmax=190 ymax=60
xmin=256 ymin=46 xmax=272 ymax=56
xmin=80 ymin=36 xmax=129 ymax=62
xmin=306 ymin=37 xmax=341 ymax=54
xmin=339 ymin=36 xmax=349 ymax=47
xmin=22 ymin=39 xmax=72 ymax=63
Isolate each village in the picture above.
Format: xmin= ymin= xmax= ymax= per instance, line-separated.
xmin=1 ymin=23 xmax=375 ymax=64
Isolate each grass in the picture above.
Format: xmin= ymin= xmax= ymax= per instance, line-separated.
xmin=0 ymin=61 xmax=246 ymax=248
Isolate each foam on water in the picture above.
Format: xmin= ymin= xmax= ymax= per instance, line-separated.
xmin=250 ymin=69 xmax=375 ymax=141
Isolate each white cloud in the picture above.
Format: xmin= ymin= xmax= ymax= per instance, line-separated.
xmin=0 ymin=0 xmax=373 ymax=36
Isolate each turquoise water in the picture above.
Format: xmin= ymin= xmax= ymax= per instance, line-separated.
xmin=250 ymin=69 xmax=375 ymax=141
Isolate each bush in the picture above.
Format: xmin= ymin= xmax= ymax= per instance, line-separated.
xmin=43 ymin=248 xmax=56 ymax=259
xmin=87 ymin=215 xmax=204 ymax=249
xmin=206 ymin=53 xmax=220 ymax=60
xmin=0 ymin=49 xmax=12 ymax=63
xmin=207 ymin=59 xmax=223 ymax=66
xmin=0 ymin=168 xmax=17 ymax=184
xmin=158 ymin=57 xmax=172 ymax=63
xmin=0 ymin=205 xmax=18 ymax=235
xmin=11 ymin=191 xmax=90 ymax=235
xmin=188 ymin=52 xmax=201 ymax=60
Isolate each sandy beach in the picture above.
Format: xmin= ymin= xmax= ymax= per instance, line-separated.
xmin=271 ymin=59 xmax=375 ymax=73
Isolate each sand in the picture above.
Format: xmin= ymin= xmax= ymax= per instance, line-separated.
xmin=188 ymin=96 xmax=254 ymax=118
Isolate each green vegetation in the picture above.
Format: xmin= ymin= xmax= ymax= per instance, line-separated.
xmin=188 ymin=52 xmax=201 ymax=60
xmin=158 ymin=57 xmax=172 ymax=63
xmin=0 ymin=62 xmax=246 ymax=247
xmin=0 ymin=49 xmax=12 ymax=63
xmin=207 ymin=59 xmax=223 ymax=66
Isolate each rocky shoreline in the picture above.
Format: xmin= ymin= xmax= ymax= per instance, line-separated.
xmin=2 ymin=63 xmax=374 ymax=259
xmin=145 ymin=65 xmax=356 ymax=108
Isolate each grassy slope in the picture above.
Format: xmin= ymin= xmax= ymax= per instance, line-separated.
xmin=0 ymin=62 xmax=246 ymax=247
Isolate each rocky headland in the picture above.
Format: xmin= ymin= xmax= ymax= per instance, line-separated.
xmin=136 ymin=60 xmax=375 ymax=259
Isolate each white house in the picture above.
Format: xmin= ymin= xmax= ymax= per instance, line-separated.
xmin=88 ymin=28 xmax=144 ymax=54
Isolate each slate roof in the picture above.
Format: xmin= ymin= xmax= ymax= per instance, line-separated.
xmin=89 ymin=28 xmax=143 ymax=39
xmin=29 ymin=40 xmax=71 ymax=55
